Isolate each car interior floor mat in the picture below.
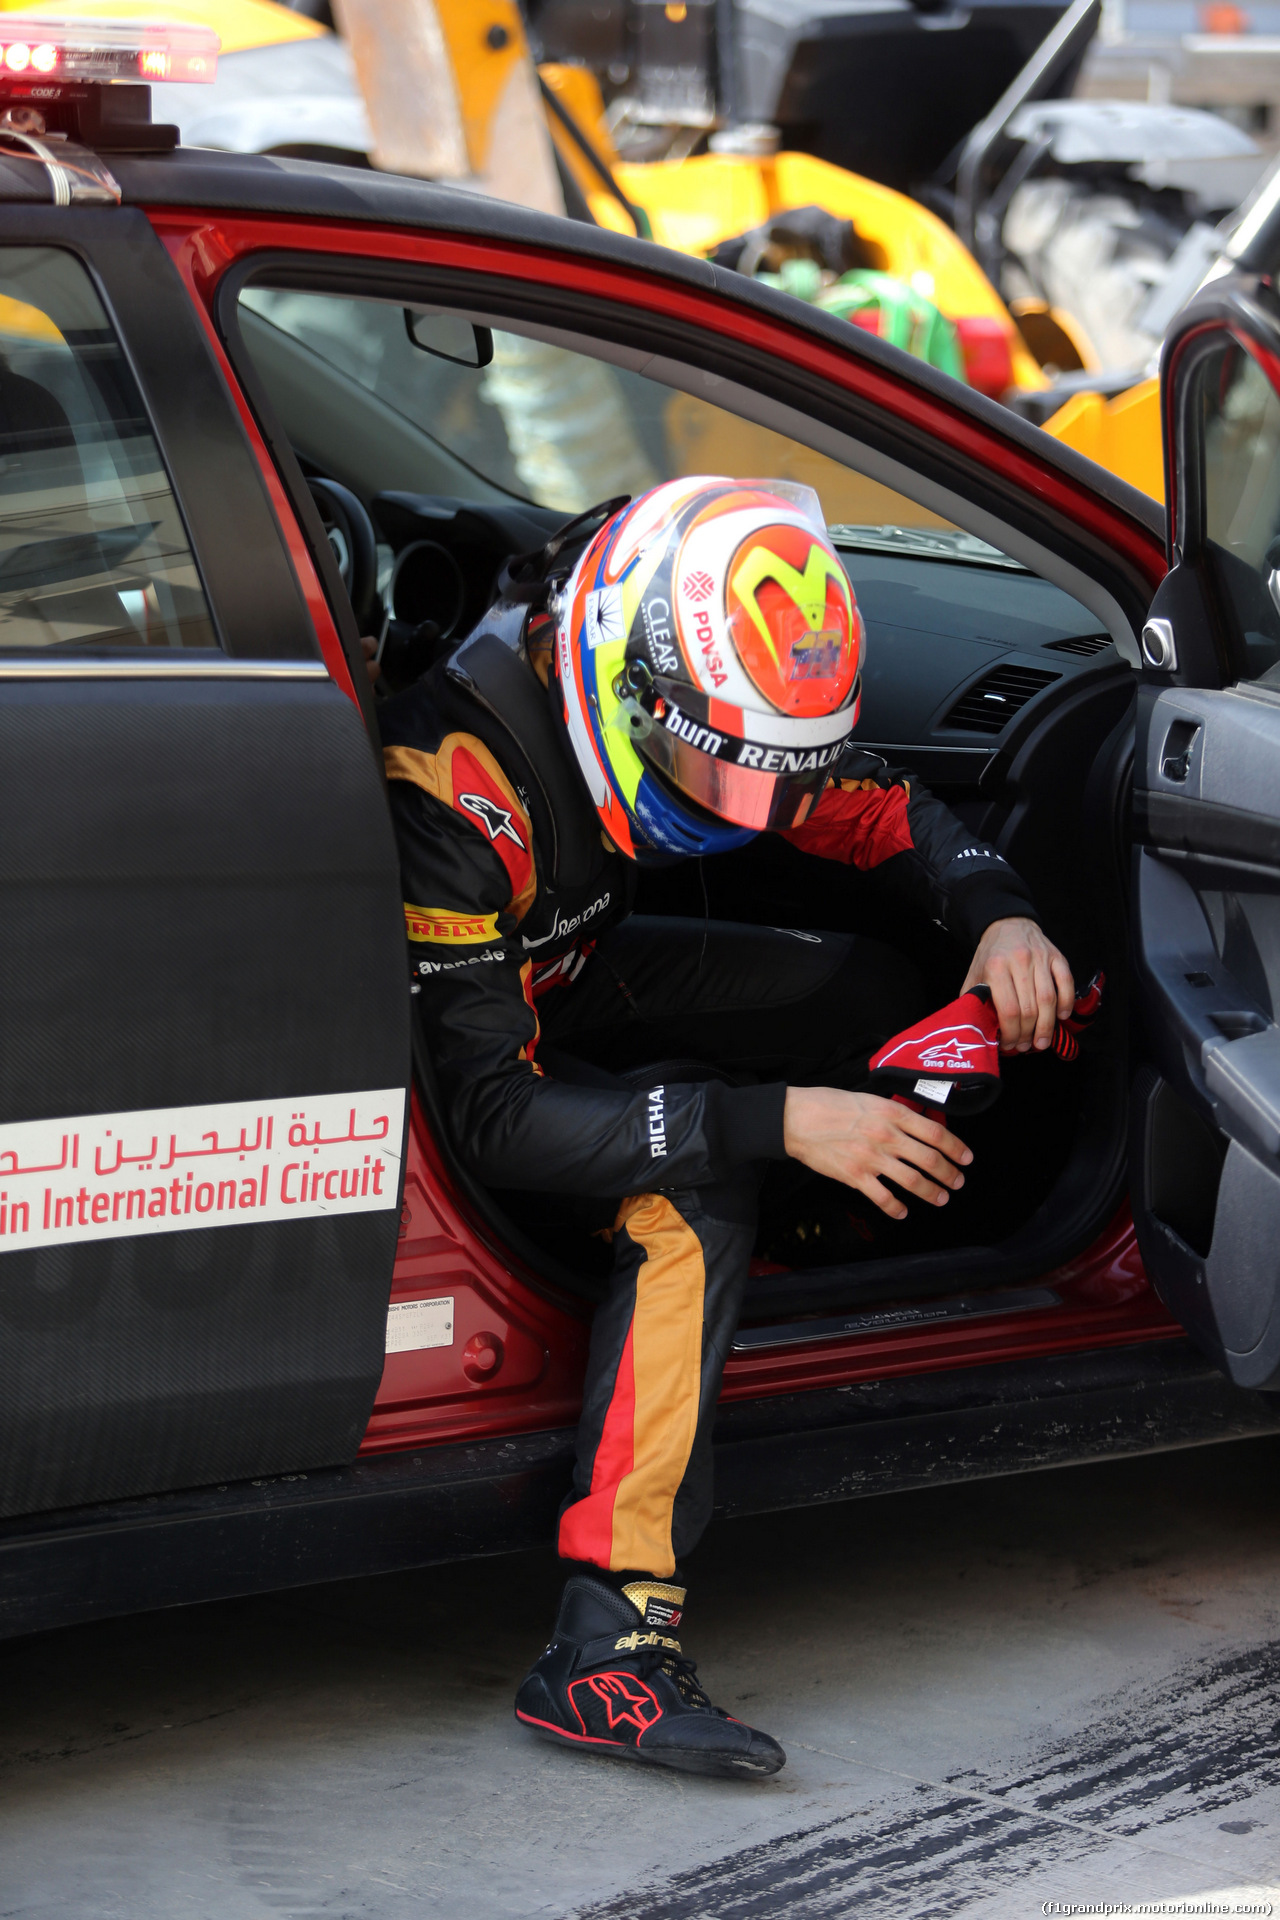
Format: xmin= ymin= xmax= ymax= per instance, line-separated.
xmin=753 ymin=1055 xmax=1085 ymax=1269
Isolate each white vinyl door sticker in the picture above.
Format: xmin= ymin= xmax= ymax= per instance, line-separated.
xmin=385 ymin=1296 xmax=454 ymax=1353
xmin=0 ymin=1088 xmax=405 ymax=1254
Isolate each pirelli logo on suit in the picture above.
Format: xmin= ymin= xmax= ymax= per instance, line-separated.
xmin=405 ymin=905 xmax=500 ymax=945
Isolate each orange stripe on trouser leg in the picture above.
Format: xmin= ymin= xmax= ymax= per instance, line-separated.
xmin=557 ymin=1324 xmax=636 ymax=1569
xmin=610 ymin=1194 xmax=706 ymax=1574
xmin=569 ymin=1192 xmax=707 ymax=1577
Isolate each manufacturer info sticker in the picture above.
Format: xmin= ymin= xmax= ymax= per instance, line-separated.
xmin=913 ymin=1078 xmax=953 ymax=1103
xmin=385 ymin=1296 xmax=454 ymax=1353
xmin=0 ymin=1088 xmax=405 ymax=1255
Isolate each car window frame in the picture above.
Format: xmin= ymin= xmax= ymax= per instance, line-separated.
xmin=3 ymin=206 xmax=325 ymax=665
xmin=0 ymin=241 xmax=226 ymax=662
xmin=215 ymin=247 xmax=1153 ymax=666
xmin=1166 ymin=313 xmax=1280 ymax=689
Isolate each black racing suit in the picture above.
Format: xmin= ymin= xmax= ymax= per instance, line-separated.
xmin=380 ymin=629 xmax=1038 ymax=1579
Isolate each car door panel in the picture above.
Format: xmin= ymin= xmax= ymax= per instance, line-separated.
xmin=0 ymin=213 xmax=411 ymax=1520
xmin=0 ymin=677 xmax=409 ymax=1519
xmin=1130 ymin=295 xmax=1280 ymax=1391
xmin=1129 ymin=679 xmax=1280 ymax=1385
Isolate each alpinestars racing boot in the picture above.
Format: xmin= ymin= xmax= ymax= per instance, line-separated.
xmin=514 ymin=1573 xmax=786 ymax=1779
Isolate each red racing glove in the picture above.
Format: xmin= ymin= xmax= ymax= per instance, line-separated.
xmin=868 ymin=971 xmax=1105 ymax=1115
xmin=867 ymin=983 xmax=1003 ymax=1117
xmin=1051 ymin=969 xmax=1105 ymax=1061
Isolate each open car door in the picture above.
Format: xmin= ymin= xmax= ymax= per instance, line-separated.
xmin=0 ymin=214 xmax=410 ymax=1520
xmin=1131 ymin=262 xmax=1280 ymax=1388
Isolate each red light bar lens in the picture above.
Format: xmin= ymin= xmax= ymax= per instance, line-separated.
xmin=0 ymin=18 xmax=219 ymax=84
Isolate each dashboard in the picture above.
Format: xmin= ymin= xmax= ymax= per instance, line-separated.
xmin=839 ymin=549 xmax=1124 ymax=782
xmin=373 ymin=492 xmax=565 ymax=644
xmin=362 ymin=491 xmax=1129 ymax=762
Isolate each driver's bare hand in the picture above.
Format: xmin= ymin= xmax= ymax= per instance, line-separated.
xmin=360 ymin=634 xmax=380 ymax=686
xmin=783 ymin=1085 xmax=972 ymax=1222
xmin=962 ymin=916 xmax=1074 ymax=1054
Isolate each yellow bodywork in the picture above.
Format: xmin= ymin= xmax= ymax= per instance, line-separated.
xmin=0 ymin=0 xmax=325 ymax=53
xmin=621 ymin=151 xmax=1044 ymax=390
xmin=544 ymin=61 xmax=1170 ymax=500
xmin=1041 ymin=377 xmax=1164 ymax=503
xmin=22 ymin=0 xmax=1146 ymax=425
xmin=540 ymin=62 xmax=1045 ymax=391
xmin=431 ymin=0 xmax=526 ymax=176
xmin=20 ymin=0 xmax=1053 ymax=399
xmin=0 ymin=294 xmax=61 ymax=342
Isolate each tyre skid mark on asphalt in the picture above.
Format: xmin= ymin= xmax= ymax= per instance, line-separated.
xmin=576 ymin=1792 xmax=1094 ymax=1919
xmin=955 ymin=1641 xmax=1280 ymax=1831
xmin=575 ymin=1639 xmax=1280 ymax=1919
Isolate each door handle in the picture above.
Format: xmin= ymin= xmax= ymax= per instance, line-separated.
xmin=1160 ymin=717 xmax=1201 ymax=783
xmin=1204 ymin=1025 xmax=1280 ymax=1160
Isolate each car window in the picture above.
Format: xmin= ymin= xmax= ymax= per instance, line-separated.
xmin=1190 ymin=335 xmax=1280 ymax=684
xmin=239 ymin=285 xmax=1010 ymax=562
xmin=0 ymin=248 xmax=216 ymax=654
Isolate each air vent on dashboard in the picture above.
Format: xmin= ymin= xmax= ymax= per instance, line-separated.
xmin=941 ymin=665 xmax=1061 ymax=734
xmin=1045 ymin=633 xmax=1112 ymax=657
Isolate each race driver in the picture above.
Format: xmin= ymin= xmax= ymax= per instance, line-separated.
xmin=377 ymin=477 xmax=1074 ymax=1781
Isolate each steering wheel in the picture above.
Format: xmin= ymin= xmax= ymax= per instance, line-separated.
xmin=307 ymin=478 xmax=379 ymax=635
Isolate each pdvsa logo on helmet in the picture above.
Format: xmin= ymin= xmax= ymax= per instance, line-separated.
xmin=0 ymin=1090 xmax=405 ymax=1255
xmin=676 ymin=567 xmax=732 ymax=687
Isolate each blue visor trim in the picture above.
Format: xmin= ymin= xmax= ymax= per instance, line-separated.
xmin=632 ymin=769 xmax=757 ymax=859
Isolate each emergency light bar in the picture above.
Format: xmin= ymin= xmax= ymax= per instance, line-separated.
xmin=0 ymin=19 xmax=220 ymax=155
xmin=0 ymin=18 xmax=218 ymax=84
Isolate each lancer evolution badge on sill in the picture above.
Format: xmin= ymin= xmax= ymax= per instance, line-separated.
xmin=0 ymin=1090 xmax=405 ymax=1254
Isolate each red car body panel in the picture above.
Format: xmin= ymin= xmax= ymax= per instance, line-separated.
xmin=145 ymin=207 xmax=1178 ymax=1461
xmin=368 ymin=1105 xmax=1182 ymax=1454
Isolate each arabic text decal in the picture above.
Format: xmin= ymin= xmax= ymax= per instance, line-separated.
xmin=0 ymin=1089 xmax=405 ymax=1255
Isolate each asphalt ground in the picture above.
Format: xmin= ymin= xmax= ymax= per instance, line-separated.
xmin=6 ymin=1435 xmax=1280 ymax=1919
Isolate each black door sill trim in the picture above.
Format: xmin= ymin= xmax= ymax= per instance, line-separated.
xmin=732 ymin=1286 xmax=1060 ymax=1351
xmin=0 ymin=1340 xmax=1273 ymax=1642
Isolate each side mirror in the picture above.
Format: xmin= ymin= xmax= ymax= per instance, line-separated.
xmin=403 ymin=309 xmax=494 ymax=368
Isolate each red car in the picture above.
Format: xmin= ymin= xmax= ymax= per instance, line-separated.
xmin=0 ymin=22 xmax=1277 ymax=1639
